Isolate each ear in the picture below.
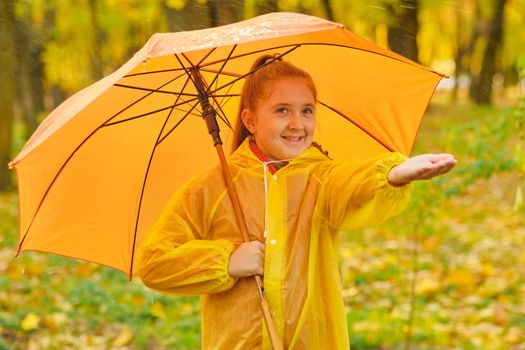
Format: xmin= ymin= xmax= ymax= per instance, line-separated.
xmin=241 ymin=109 xmax=256 ymax=134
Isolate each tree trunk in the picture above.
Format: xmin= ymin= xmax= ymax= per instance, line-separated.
xmin=88 ymin=0 xmax=104 ymax=80
xmin=386 ymin=0 xmax=420 ymax=63
xmin=163 ymin=0 xmax=210 ymax=32
xmin=321 ymin=0 xmax=335 ymax=21
xmin=0 ymin=0 xmax=16 ymax=191
xmin=470 ymin=0 xmax=507 ymax=104
xmin=256 ymin=0 xmax=278 ymax=15
xmin=14 ymin=15 xmax=45 ymax=140
xmin=209 ymin=0 xmax=243 ymax=27
xmin=451 ymin=4 xmax=463 ymax=103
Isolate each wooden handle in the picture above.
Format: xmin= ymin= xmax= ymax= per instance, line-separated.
xmin=215 ymin=144 xmax=284 ymax=350
xmin=260 ymin=297 xmax=284 ymax=350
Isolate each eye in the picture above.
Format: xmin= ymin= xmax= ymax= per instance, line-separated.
xmin=276 ymin=106 xmax=289 ymax=114
xmin=303 ymin=106 xmax=315 ymax=115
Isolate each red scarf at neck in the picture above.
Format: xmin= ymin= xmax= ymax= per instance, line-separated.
xmin=248 ymin=139 xmax=284 ymax=175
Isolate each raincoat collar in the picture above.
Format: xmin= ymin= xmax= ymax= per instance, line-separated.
xmin=248 ymin=139 xmax=283 ymax=175
xmin=231 ymin=138 xmax=330 ymax=175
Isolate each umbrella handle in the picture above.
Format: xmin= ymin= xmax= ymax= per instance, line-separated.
xmin=192 ymin=68 xmax=282 ymax=348
xmin=215 ymin=144 xmax=284 ymax=350
xmin=260 ymin=290 xmax=285 ymax=350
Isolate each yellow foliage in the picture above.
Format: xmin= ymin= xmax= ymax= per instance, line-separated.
xmin=21 ymin=313 xmax=40 ymax=331
xmin=23 ymin=261 xmax=45 ymax=278
xmin=149 ymin=302 xmax=167 ymax=320
xmin=43 ymin=313 xmax=66 ymax=332
xmin=512 ymin=184 xmax=523 ymax=213
xmin=504 ymin=327 xmax=524 ymax=345
xmin=520 ymin=250 xmax=525 ymax=265
xmin=445 ymin=269 xmax=477 ymax=293
xmin=132 ymin=294 xmax=146 ymax=307
xmin=416 ymin=277 xmax=441 ymax=298
xmin=422 ymin=236 xmax=441 ymax=253
xmin=166 ymin=0 xmax=186 ymax=11
xmin=478 ymin=278 xmax=507 ymax=298
xmin=181 ymin=302 xmax=194 ymax=315
xmin=75 ymin=264 xmax=97 ymax=277
xmin=492 ymin=303 xmax=509 ymax=327
xmin=113 ymin=327 xmax=134 ymax=347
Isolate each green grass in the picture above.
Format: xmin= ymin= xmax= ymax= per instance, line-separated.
xmin=1 ymin=97 xmax=524 ymax=349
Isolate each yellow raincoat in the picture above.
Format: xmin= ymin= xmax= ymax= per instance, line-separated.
xmin=138 ymin=138 xmax=411 ymax=349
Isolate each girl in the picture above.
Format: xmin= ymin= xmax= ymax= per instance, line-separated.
xmin=138 ymin=55 xmax=456 ymax=349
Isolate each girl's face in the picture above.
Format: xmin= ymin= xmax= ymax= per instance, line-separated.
xmin=241 ymin=78 xmax=316 ymax=160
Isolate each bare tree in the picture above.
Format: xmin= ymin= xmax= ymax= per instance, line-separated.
xmin=209 ymin=0 xmax=244 ymax=27
xmin=469 ymin=0 xmax=507 ymax=104
xmin=163 ymin=0 xmax=211 ymax=32
xmin=386 ymin=0 xmax=420 ymax=62
xmin=257 ymin=0 xmax=278 ymax=15
xmin=88 ymin=0 xmax=104 ymax=80
xmin=321 ymin=0 xmax=335 ymax=22
xmin=14 ymin=10 xmax=45 ymax=140
xmin=0 ymin=0 xmax=16 ymax=190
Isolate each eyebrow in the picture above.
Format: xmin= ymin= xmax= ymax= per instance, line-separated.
xmin=271 ymin=103 xmax=316 ymax=108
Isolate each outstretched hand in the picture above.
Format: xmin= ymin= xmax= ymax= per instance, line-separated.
xmin=388 ymin=153 xmax=457 ymax=186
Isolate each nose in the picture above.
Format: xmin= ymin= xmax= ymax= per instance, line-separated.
xmin=288 ymin=112 xmax=303 ymax=130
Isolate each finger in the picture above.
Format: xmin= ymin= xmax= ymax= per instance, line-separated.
xmin=428 ymin=153 xmax=456 ymax=162
xmin=256 ymin=241 xmax=266 ymax=252
xmin=434 ymin=159 xmax=457 ymax=173
xmin=423 ymin=161 xmax=456 ymax=178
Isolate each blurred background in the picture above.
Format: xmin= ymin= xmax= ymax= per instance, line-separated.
xmin=0 ymin=0 xmax=524 ymax=349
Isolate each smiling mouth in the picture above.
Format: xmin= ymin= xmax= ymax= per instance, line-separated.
xmin=282 ymin=136 xmax=304 ymax=142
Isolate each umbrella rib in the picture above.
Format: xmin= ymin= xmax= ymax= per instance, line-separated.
xmin=317 ymin=100 xmax=394 ymax=152
xmin=15 ymin=124 xmax=109 ymax=255
xmin=102 ymin=100 xmax=200 ymax=128
xmin=199 ymin=42 xmax=445 ymax=77
xmin=129 ymin=96 xmax=184 ymax=281
xmin=124 ymin=67 xmax=187 ymax=78
xmin=125 ymin=42 xmax=444 ymax=79
xmin=204 ymin=44 xmax=237 ymax=96
xmin=129 ymin=74 xmax=195 ymax=278
xmin=16 ymin=69 xmax=199 ymax=254
xmin=202 ymin=45 xmax=237 ymax=129
xmin=208 ymin=45 xmax=300 ymax=96
xmin=196 ymin=47 xmax=217 ymax=67
xmin=215 ymin=82 xmax=238 ymax=130
xmin=104 ymin=70 xmax=192 ymax=126
xmin=115 ymin=83 xmax=234 ymax=99
xmin=174 ymin=53 xmax=199 ymax=91
xmin=173 ymin=53 xmax=232 ymax=129
xmin=115 ymin=83 xmax=199 ymax=97
xmin=156 ymin=100 xmax=199 ymax=145
xmin=199 ymin=44 xmax=299 ymax=68
xmin=199 ymin=68 xmax=242 ymax=78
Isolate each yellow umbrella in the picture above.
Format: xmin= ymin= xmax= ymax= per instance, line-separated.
xmin=10 ymin=11 xmax=443 ymax=283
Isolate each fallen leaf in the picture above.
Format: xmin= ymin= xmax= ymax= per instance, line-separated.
xmin=113 ymin=327 xmax=134 ymax=347
xmin=21 ymin=313 xmax=40 ymax=331
xmin=416 ymin=277 xmax=440 ymax=298
xmin=492 ymin=303 xmax=509 ymax=326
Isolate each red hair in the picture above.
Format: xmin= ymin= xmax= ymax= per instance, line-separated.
xmin=231 ymin=54 xmax=317 ymax=153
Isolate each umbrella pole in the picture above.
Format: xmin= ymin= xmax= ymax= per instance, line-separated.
xmin=192 ymin=69 xmax=283 ymax=350
xmin=215 ymin=144 xmax=283 ymax=350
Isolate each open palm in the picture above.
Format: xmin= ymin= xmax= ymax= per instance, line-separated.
xmin=388 ymin=154 xmax=457 ymax=186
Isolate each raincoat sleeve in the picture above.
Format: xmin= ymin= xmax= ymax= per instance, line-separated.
xmin=138 ymin=174 xmax=237 ymax=295
xmin=321 ymin=152 xmax=412 ymax=231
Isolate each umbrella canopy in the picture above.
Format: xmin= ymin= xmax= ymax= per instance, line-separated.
xmin=10 ymin=12 xmax=444 ymax=277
